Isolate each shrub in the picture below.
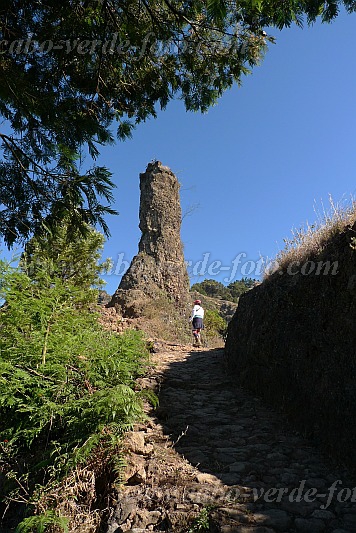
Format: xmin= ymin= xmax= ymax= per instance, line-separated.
xmin=204 ymin=309 xmax=227 ymax=340
xmin=0 ymin=226 xmax=153 ymax=530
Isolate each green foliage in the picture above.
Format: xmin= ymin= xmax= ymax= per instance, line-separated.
xmin=191 ymin=279 xmax=232 ymax=300
xmin=2 ymin=1 xmax=353 ymax=245
xmin=191 ymin=277 xmax=255 ymax=303
xmin=15 ymin=510 xmax=69 ymax=533
xmin=0 ymin=226 xmax=151 ymax=528
xmin=228 ymin=278 xmax=256 ymax=300
xmin=0 ymin=0 xmax=266 ymax=245
xmin=204 ymin=309 xmax=227 ymax=339
xmin=188 ymin=506 xmax=213 ymax=532
xmin=22 ymin=219 xmax=112 ymax=290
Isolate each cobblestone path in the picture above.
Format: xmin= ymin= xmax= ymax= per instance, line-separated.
xmin=108 ymin=346 xmax=356 ymax=533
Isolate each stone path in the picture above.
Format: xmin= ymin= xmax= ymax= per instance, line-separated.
xmin=108 ymin=345 xmax=356 ymax=533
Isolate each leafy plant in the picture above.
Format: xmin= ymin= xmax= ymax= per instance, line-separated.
xmin=0 ymin=224 xmax=152 ymax=529
xmin=204 ymin=309 xmax=227 ymax=339
xmin=188 ymin=506 xmax=213 ymax=532
xmin=15 ymin=510 xmax=69 ymax=533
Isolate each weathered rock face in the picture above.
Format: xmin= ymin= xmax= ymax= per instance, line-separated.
xmin=109 ymin=161 xmax=190 ymax=316
xmin=225 ymin=221 xmax=356 ymax=471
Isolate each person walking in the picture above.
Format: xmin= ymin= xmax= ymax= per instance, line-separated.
xmin=189 ymin=299 xmax=204 ymax=347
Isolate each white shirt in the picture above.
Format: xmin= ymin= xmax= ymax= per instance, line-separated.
xmin=190 ymin=305 xmax=204 ymax=320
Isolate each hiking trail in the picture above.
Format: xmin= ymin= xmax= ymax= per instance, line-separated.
xmin=107 ymin=344 xmax=356 ymax=533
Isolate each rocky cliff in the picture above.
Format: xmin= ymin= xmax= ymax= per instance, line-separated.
xmin=109 ymin=161 xmax=190 ymax=317
xmin=225 ymin=221 xmax=356 ymax=470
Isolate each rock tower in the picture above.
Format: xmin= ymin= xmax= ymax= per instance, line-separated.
xmin=109 ymin=161 xmax=190 ymax=316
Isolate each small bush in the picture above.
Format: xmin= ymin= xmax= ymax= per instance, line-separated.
xmin=204 ymin=309 xmax=227 ymax=340
xmin=188 ymin=506 xmax=214 ymax=532
xmin=14 ymin=510 xmax=69 ymax=533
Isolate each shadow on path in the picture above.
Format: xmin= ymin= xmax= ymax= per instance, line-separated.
xmin=155 ymin=347 xmax=356 ymax=532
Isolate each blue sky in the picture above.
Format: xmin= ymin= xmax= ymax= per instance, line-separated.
xmin=3 ymin=11 xmax=356 ymax=296
xmin=96 ymin=10 xmax=356 ymax=295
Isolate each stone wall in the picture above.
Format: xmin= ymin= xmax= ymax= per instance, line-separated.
xmin=225 ymin=221 xmax=356 ymax=470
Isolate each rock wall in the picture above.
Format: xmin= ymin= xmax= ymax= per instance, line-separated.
xmin=109 ymin=161 xmax=190 ymax=316
xmin=225 ymin=221 xmax=356 ymax=470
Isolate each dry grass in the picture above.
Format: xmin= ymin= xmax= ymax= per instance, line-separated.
xmin=34 ymin=442 xmax=124 ymax=533
xmin=138 ymin=299 xmax=225 ymax=347
xmin=135 ymin=295 xmax=193 ymax=344
xmin=263 ymin=196 xmax=356 ymax=278
xmin=35 ymin=467 xmax=101 ymax=533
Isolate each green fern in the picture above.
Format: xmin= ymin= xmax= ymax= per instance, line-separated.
xmin=0 ymin=227 xmax=153 ymax=526
xmin=15 ymin=510 xmax=69 ymax=533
